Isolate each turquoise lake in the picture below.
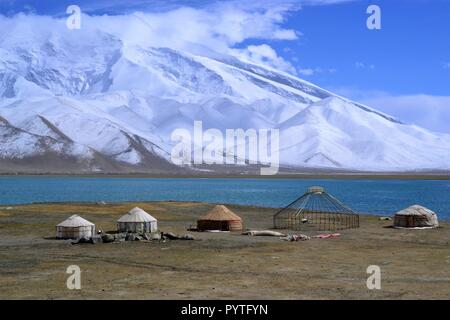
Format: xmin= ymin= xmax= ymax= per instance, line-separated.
xmin=0 ymin=177 xmax=449 ymax=219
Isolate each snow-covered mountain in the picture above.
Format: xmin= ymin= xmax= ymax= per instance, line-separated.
xmin=1 ymin=27 xmax=449 ymax=173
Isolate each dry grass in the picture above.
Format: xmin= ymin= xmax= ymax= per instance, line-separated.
xmin=0 ymin=201 xmax=449 ymax=300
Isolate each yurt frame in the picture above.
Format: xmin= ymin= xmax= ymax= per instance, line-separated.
xmin=273 ymin=186 xmax=359 ymax=231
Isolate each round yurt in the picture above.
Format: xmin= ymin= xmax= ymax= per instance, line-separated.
xmin=394 ymin=205 xmax=439 ymax=229
xmin=273 ymin=186 xmax=359 ymax=231
xmin=56 ymin=215 xmax=96 ymax=239
xmin=117 ymin=207 xmax=157 ymax=233
xmin=197 ymin=205 xmax=243 ymax=231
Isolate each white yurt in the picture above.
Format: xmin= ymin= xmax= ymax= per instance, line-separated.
xmin=117 ymin=207 xmax=157 ymax=233
xmin=394 ymin=205 xmax=439 ymax=229
xmin=56 ymin=215 xmax=96 ymax=239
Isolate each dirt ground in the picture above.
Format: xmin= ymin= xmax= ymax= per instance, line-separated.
xmin=0 ymin=201 xmax=449 ymax=300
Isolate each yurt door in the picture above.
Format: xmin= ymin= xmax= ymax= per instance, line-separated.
xmin=222 ymin=221 xmax=229 ymax=231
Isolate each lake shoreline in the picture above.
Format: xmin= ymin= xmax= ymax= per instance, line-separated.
xmin=1 ymin=200 xmax=449 ymax=221
xmin=0 ymin=177 xmax=449 ymax=220
xmin=1 ymin=173 xmax=450 ymax=180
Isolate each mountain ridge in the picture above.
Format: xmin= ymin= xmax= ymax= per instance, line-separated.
xmin=0 ymin=29 xmax=449 ymax=174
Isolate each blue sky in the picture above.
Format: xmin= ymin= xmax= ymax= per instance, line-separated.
xmin=1 ymin=0 xmax=449 ymax=132
xmin=279 ymin=0 xmax=450 ymax=96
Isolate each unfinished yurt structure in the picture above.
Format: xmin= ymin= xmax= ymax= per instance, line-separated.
xmin=117 ymin=207 xmax=158 ymax=233
xmin=273 ymin=186 xmax=359 ymax=231
xmin=394 ymin=205 xmax=439 ymax=229
xmin=197 ymin=205 xmax=243 ymax=231
xmin=56 ymin=215 xmax=96 ymax=239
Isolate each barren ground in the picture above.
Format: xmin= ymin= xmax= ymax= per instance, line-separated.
xmin=0 ymin=201 xmax=449 ymax=300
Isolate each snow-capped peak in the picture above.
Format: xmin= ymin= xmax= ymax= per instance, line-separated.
xmin=0 ymin=26 xmax=449 ymax=173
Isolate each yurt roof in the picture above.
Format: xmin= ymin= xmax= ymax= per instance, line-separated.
xmin=395 ymin=205 xmax=437 ymax=217
xmin=117 ymin=207 xmax=157 ymax=223
xmin=288 ymin=187 xmax=355 ymax=214
xmin=57 ymin=215 xmax=94 ymax=227
xmin=199 ymin=205 xmax=242 ymax=221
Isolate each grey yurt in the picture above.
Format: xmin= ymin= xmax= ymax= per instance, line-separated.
xmin=394 ymin=205 xmax=439 ymax=229
xmin=117 ymin=207 xmax=157 ymax=233
xmin=56 ymin=215 xmax=96 ymax=239
xmin=273 ymin=186 xmax=359 ymax=231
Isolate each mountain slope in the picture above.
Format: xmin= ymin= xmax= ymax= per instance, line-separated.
xmin=0 ymin=29 xmax=449 ymax=173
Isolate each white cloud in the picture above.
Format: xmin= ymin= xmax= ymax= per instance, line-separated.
xmin=233 ymin=44 xmax=298 ymax=74
xmin=0 ymin=1 xmax=358 ymax=75
xmin=0 ymin=2 xmax=304 ymax=70
xmin=298 ymin=68 xmax=316 ymax=76
xmin=355 ymin=62 xmax=375 ymax=70
xmin=364 ymin=94 xmax=450 ymax=134
xmin=301 ymin=0 xmax=355 ymax=4
xmin=272 ymin=29 xmax=298 ymax=40
xmin=298 ymin=67 xmax=336 ymax=76
xmin=77 ymin=0 xmax=356 ymax=14
xmin=98 ymin=1 xmax=302 ymax=50
xmin=233 ymin=44 xmax=337 ymax=76
xmin=444 ymin=62 xmax=450 ymax=69
xmin=333 ymin=88 xmax=450 ymax=133
xmin=0 ymin=1 xmax=308 ymax=76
